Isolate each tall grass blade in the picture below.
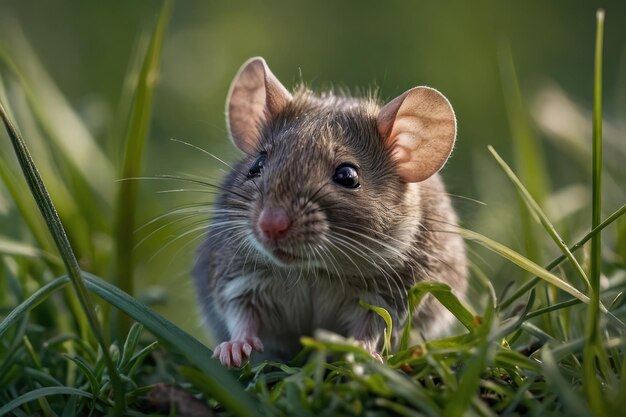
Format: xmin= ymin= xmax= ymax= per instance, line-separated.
xmin=0 ymin=102 xmax=126 ymax=414
xmin=498 ymin=41 xmax=549 ymax=265
xmin=108 ymin=32 xmax=151 ymax=162
xmin=0 ymin=75 xmax=56 ymax=253
xmin=584 ymin=9 xmax=608 ymax=416
xmin=0 ymin=276 xmax=70 ymax=339
xmin=0 ymin=24 xmax=115 ymax=203
xmin=488 ymin=145 xmax=590 ymax=290
xmin=459 ymin=227 xmax=589 ymax=303
xmin=113 ymin=0 xmax=172 ymax=305
xmin=500 ymin=204 xmax=626 ymax=310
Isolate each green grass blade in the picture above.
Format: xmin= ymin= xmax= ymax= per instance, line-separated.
xmin=459 ymin=227 xmax=589 ymax=303
xmin=520 ymin=322 xmax=556 ymax=343
xmin=0 ymin=27 xmax=115 ymax=204
xmin=300 ymin=335 xmax=374 ymax=358
xmin=0 ymin=75 xmax=56 ymax=253
xmin=0 ymin=276 xmax=70 ymax=339
xmin=375 ymin=398 xmax=425 ymax=417
xmin=0 ymin=387 xmax=93 ymax=416
xmin=416 ymin=282 xmax=476 ymax=329
xmin=107 ymin=31 xmax=152 ymax=162
xmin=113 ymin=0 xmax=173 ymax=305
xmin=584 ymin=9 xmax=608 ymax=416
xmin=0 ymin=102 xmax=126 ymax=414
xmin=493 ymin=290 xmax=536 ymax=340
xmin=444 ymin=340 xmax=490 ymax=417
xmin=359 ymin=300 xmax=393 ymax=356
xmin=549 ymin=336 xmax=625 ymax=362
xmin=126 ymin=341 xmax=158 ymax=376
xmin=0 ymin=236 xmax=59 ymax=262
xmin=444 ymin=303 xmax=494 ymax=417
xmin=65 ymin=355 xmax=100 ymax=397
xmin=0 ymin=45 xmax=110 ymax=257
xmin=400 ymin=282 xmax=477 ymax=351
xmin=462 ymin=228 xmax=624 ymax=330
xmin=120 ymin=322 xmax=143 ymax=369
xmin=80 ymin=271 xmax=260 ymax=416
xmin=367 ymin=361 xmax=441 ymax=415
xmin=590 ymin=10 xmax=604 ymax=294
xmin=500 ymin=204 xmax=626 ymax=309
xmin=525 ymin=298 xmax=581 ymax=320
xmin=541 ymin=346 xmax=592 ymax=417
xmin=498 ymin=41 xmax=549 ymax=265
xmin=494 ymin=350 xmax=542 ymax=373
xmin=488 ymin=145 xmax=590 ymax=290
xmin=617 ymin=355 xmax=626 ymax=415
xmin=1 ymin=58 xmax=105 ymax=343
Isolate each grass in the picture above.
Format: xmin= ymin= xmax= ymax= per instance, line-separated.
xmin=1 ymin=5 xmax=625 ymax=417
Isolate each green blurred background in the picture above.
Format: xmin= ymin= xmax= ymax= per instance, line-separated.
xmin=0 ymin=0 xmax=625 ymax=341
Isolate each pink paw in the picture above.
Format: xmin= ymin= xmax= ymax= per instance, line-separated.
xmin=370 ymin=351 xmax=384 ymax=363
xmin=213 ymin=337 xmax=264 ymax=368
xmin=356 ymin=340 xmax=384 ymax=363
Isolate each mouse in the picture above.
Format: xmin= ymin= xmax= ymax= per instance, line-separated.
xmin=193 ymin=57 xmax=467 ymax=368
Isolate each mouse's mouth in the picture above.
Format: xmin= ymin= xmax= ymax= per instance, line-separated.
xmin=247 ymin=234 xmax=304 ymax=266
xmin=270 ymin=247 xmax=301 ymax=264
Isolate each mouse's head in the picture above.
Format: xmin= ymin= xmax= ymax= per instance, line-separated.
xmin=222 ymin=57 xmax=456 ymax=273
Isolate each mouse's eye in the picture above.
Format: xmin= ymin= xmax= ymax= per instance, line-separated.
xmin=333 ymin=163 xmax=360 ymax=189
xmin=247 ymin=154 xmax=267 ymax=179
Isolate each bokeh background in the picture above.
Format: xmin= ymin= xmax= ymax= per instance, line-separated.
xmin=0 ymin=0 xmax=625 ymax=342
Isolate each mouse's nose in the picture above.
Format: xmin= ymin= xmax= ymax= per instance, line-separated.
xmin=258 ymin=207 xmax=290 ymax=240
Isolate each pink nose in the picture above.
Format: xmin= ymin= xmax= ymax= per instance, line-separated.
xmin=258 ymin=207 xmax=290 ymax=240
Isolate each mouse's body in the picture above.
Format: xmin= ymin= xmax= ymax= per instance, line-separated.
xmin=193 ymin=58 xmax=467 ymax=367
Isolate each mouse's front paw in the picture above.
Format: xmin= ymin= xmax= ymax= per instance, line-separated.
xmin=355 ymin=340 xmax=384 ymax=363
xmin=213 ymin=337 xmax=264 ymax=368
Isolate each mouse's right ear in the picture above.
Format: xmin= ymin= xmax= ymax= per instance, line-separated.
xmin=377 ymin=87 xmax=456 ymax=183
xmin=227 ymin=57 xmax=292 ymax=154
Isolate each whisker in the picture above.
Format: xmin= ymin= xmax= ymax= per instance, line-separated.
xmin=333 ymin=235 xmax=396 ymax=295
xmin=136 ymin=206 xmax=234 ymax=233
xmin=155 ymin=188 xmax=222 ymax=196
xmin=135 ymin=214 xmax=208 ymax=249
xmin=119 ymin=175 xmax=253 ymax=202
xmin=170 ymin=138 xmax=235 ymax=170
xmin=330 ymin=232 xmax=405 ymax=297
xmin=318 ymin=243 xmax=345 ymax=293
xmin=323 ymin=237 xmax=369 ymax=292
xmin=147 ymin=223 xmax=214 ymax=264
xmin=332 ymin=224 xmax=410 ymax=263
xmin=224 ymin=232 xmax=261 ymax=275
xmin=139 ymin=214 xmax=250 ymax=253
xmin=156 ymin=219 xmax=250 ymax=263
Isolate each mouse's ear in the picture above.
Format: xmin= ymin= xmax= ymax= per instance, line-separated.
xmin=377 ymin=87 xmax=456 ymax=183
xmin=227 ymin=57 xmax=292 ymax=154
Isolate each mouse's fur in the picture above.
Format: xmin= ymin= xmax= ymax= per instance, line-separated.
xmin=193 ymin=59 xmax=467 ymax=366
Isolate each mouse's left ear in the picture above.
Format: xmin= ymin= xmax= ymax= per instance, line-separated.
xmin=227 ymin=57 xmax=292 ymax=154
xmin=377 ymin=87 xmax=456 ymax=183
